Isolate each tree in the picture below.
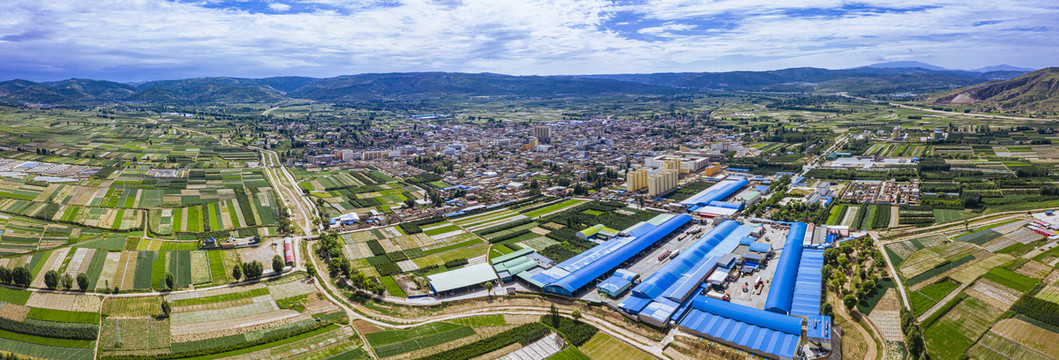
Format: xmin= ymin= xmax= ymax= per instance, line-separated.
xmin=843 ymin=294 xmax=857 ymax=310
xmin=11 ymin=267 xmax=31 ymax=287
xmin=572 ymin=310 xmax=582 ymax=321
xmin=243 ymin=261 xmax=264 ymax=278
xmin=44 ymin=270 xmax=59 ymax=290
xmin=161 ymin=300 xmax=171 ymax=317
xmin=165 ymin=272 xmax=175 ymax=290
xmin=482 ymin=281 xmax=494 ymax=297
xmin=76 ymin=273 xmax=89 ymax=292
xmin=273 ymin=255 xmax=285 ymax=274
xmin=0 ymin=267 xmax=10 ymax=284
xmin=906 ymin=326 xmax=924 ymax=357
xmin=61 ymin=273 xmax=73 ymax=291
xmin=305 ymin=261 xmax=317 ymax=279
xmin=232 ymin=264 xmax=243 ymax=282
xmin=549 ymin=304 xmax=560 ymax=328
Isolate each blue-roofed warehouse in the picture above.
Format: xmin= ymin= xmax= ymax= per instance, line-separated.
xmin=541 ymin=214 xmax=691 ymax=296
xmin=764 ymin=222 xmax=808 ymax=315
xmin=679 ymin=178 xmax=749 ymax=208
xmin=678 ymin=296 xmax=803 ymax=360
xmin=791 ymin=248 xmax=825 ymax=317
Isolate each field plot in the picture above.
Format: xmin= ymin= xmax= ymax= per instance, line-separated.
xmin=966 ymin=279 xmax=1023 ymax=310
xmin=99 ymin=317 xmax=171 ymax=357
xmin=910 ymin=280 xmax=960 ymax=316
xmin=924 ymin=297 xmax=1004 ymax=360
xmin=523 ymin=199 xmax=586 ymax=218
xmin=578 ymin=333 xmax=653 ymax=360
xmin=982 ymin=267 xmax=1039 ymax=292
xmin=950 ymin=253 xmax=1014 ymax=284
xmin=899 ymin=242 xmax=977 ymax=279
xmin=366 ymin=322 xmax=476 ymax=358
xmin=933 ymin=209 xmax=967 ymax=223
xmin=978 ymin=318 xmax=1059 ymax=359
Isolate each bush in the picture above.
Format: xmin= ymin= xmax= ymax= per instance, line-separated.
xmin=540 ymin=315 xmax=598 ymax=346
xmin=541 ymin=245 xmax=577 ymax=263
xmin=0 ymin=317 xmax=98 ymax=340
xmin=444 ymin=258 xmax=468 ymax=268
xmin=412 ymin=323 xmax=549 ymax=360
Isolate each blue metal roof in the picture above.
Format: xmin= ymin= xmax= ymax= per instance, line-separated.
xmin=640 ymin=297 xmax=680 ymax=324
xmin=791 ymin=248 xmax=825 ymax=317
xmin=679 ymin=296 xmax=801 ymax=359
xmin=661 ymin=255 xmax=717 ymax=303
xmin=680 ymin=179 xmax=748 ymax=207
xmin=543 ymin=214 xmax=690 ymax=296
xmin=632 ymin=220 xmax=742 ymax=299
xmin=618 ymin=295 xmax=653 ymax=314
xmin=806 ymin=315 xmax=832 ymax=340
xmin=749 ymin=242 xmax=771 ymax=253
xmin=764 ymin=222 xmax=808 ymax=314
xmin=596 ymin=275 xmax=633 ymax=297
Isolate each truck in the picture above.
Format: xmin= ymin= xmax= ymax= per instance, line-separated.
xmin=669 ymin=250 xmax=681 ymax=260
xmin=658 ymin=250 xmax=671 ymax=262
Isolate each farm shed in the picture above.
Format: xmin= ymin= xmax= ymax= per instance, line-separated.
xmin=427 ymin=263 xmax=498 ymax=295
xmin=678 ymin=296 xmax=803 ymax=360
xmin=764 ymin=222 xmax=807 ymax=315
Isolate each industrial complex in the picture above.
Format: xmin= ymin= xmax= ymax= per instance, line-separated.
xmin=420 ymin=176 xmax=836 ymax=359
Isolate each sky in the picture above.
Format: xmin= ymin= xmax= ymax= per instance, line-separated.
xmin=1 ymin=0 xmax=1057 ymax=82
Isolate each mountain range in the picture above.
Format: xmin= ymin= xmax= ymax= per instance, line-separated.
xmin=928 ymin=67 xmax=1059 ymax=112
xmin=0 ymin=66 xmax=1037 ymax=105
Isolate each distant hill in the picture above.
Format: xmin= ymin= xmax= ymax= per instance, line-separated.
xmin=928 ymin=67 xmax=1059 ymax=112
xmin=864 ymin=61 xmax=948 ymax=71
xmin=970 ymin=64 xmax=1035 ymax=73
xmin=0 ymin=67 xmax=1038 ymax=104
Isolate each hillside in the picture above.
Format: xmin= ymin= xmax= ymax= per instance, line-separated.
xmin=928 ymin=67 xmax=1059 ymax=113
xmin=0 ymin=67 xmax=1035 ymax=105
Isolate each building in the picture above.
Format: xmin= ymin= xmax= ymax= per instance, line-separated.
xmin=427 ymin=263 xmax=499 ymax=296
xmin=626 ymin=168 xmax=649 ymax=192
xmin=703 ymin=164 xmax=722 ymax=176
xmin=648 ymin=170 xmax=678 ymax=197
xmin=535 ymin=214 xmax=691 ymax=296
xmin=646 ymin=155 xmax=711 ymax=174
xmin=533 ymin=126 xmax=551 ymax=143
xmin=362 ymin=151 xmax=389 ymax=160
xmin=527 ymin=137 xmax=539 ymax=149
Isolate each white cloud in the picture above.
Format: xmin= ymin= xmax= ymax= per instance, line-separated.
xmin=268 ymin=3 xmax=292 ymax=11
xmin=0 ymin=0 xmax=1055 ymax=81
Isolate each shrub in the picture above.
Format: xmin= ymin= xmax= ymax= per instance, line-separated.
xmin=540 ymin=315 xmax=598 ymax=346
xmin=444 ymin=258 xmax=469 ymax=268
xmin=412 ymin=323 xmax=549 ymax=360
xmin=0 ymin=317 xmax=97 ymax=340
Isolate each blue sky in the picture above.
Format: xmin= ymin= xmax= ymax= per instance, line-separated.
xmin=1 ymin=0 xmax=1056 ymax=82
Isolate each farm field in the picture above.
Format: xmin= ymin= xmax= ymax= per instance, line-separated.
xmin=924 ymin=297 xmax=1005 ymax=360
xmin=578 ymin=332 xmax=653 ymax=360
xmin=911 ymin=280 xmax=960 ymax=316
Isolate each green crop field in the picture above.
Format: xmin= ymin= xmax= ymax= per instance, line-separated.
xmin=104 ymin=296 xmax=163 ymax=317
xmin=911 ymin=280 xmax=960 ymax=316
xmin=171 ymin=287 xmax=270 ymax=307
xmin=132 ymin=251 xmax=156 ymax=289
xmin=207 ymin=250 xmax=228 ymax=285
xmin=982 ymin=267 xmax=1039 ymax=292
xmin=26 ymin=307 xmax=99 ymax=324
xmin=423 ymin=224 xmax=460 ymax=236
xmin=367 ymin=322 xmax=475 ymax=358
xmin=449 ymin=314 xmax=506 ymax=327
xmin=933 ymin=209 xmax=966 ymax=223
xmin=379 ymin=276 xmax=407 ymax=298
xmin=548 ymin=347 xmax=590 ymax=360
xmin=579 ymin=333 xmax=653 ymax=360
xmin=924 ymin=297 xmax=1004 ymax=360
xmin=523 ymin=199 xmax=586 ymax=218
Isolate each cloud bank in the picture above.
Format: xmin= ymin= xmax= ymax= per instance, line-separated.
xmin=0 ymin=0 xmax=1056 ymax=81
